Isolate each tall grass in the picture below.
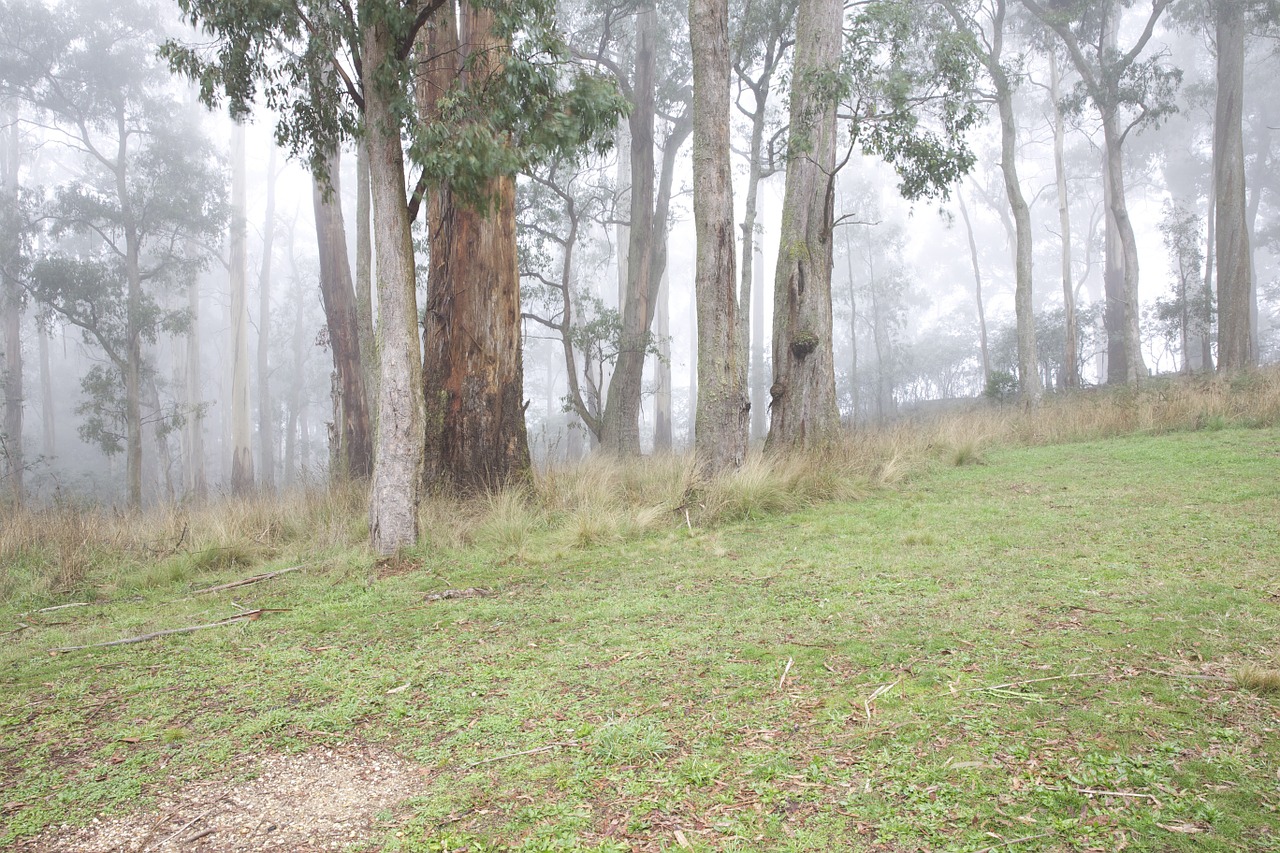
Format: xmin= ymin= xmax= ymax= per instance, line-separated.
xmin=5 ymin=367 xmax=1278 ymax=603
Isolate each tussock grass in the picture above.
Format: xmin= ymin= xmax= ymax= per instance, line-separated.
xmin=1235 ymin=664 xmax=1280 ymax=695
xmin=5 ymin=368 xmax=1278 ymax=601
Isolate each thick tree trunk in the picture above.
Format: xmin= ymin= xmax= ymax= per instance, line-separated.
xmin=1214 ymin=0 xmax=1253 ymax=372
xmin=691 ymin=0 xmax=748 ymax=473
xmin=364 ymin=19 xmax=425 ymax=553
xmin=957 ymin=193 xmax=989 ymax=387
xmin=284 ymin=241 xmax=307 ymax=488
xmin=312 ymin=149 xmax=372 ymax=481
xmin=422 ymin=2 xmax=530 ymax=492
xmin=1050 ymin=50 xmax=1078 ymax=388
xmin=229 ymin=121 xmax=254 ymax=494
xmin=257 ymin=144 xmax=277 ymax=493
xmin=1101 ymin=133 xmax=1126 ymax=383
xmin=766 ymin=0 xmax=841 ymax=448
xmin=1101 ymin=112 xmax=1145 ymax=383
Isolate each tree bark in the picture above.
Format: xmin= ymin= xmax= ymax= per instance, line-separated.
xmin=312 ymin=148 xmax=372 ymax=482
xmin=355 ymin=138 xmax=378 ymax=427
xmin=421 ymin=1 xmax=531 ymax=492
xmin=1213 ymin=0 xmax=1253 ymax=372
xmin=229 ymin=121 xmax=254 ymax=494
xmin=691 ymin=0 xmax=748 ymax=473
xmin=257 ymin=143 xmax=277 ymax=493
xmin=185 ymin=261 xmax=206 ymax=500
xmin=365 ymin=17 xmax=425 ymax=552
xmin=751 ymin=205 xmax=767 ymax=440
xmin=766 ymin=0 xmax=841 ymax=448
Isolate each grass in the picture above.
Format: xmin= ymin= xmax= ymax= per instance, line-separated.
xmin=1 ymin=372 xmax=1279 ymax=850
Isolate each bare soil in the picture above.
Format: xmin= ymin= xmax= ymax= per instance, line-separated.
xmin=19 ymin=743 xmax=429 ymax=852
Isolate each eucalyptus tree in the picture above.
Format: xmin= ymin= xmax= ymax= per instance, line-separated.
xmin=1022 ymin=0 xmax=1180 ymax=384
xmin=937 ymin=0 xmax=1040 ymax=403
xmin=767 ymin=0 xmax=980 ymax=448
xmin=0 ymin=0 xmax=226 ymax=509
xmin=168 ymin=0 xmax=623 ymax=550
xmin=571 ymin=0 xmax=693 ymax=456
xmin=0 ymin=115 xmax=27 ymax=506
xmin=691 ymin=0 xmax=749 ymax=472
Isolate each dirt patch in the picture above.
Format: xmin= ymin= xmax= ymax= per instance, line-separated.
xmin=21 ymin=743 xmax=429 ymax=852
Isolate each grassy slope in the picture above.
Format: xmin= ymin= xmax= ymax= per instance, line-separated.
xmin=2 ymin=428 xmax=1279 ymax=851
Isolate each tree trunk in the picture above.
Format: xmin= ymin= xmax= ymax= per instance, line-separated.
xmin=312 ymin=148 xmax=372 ymax=481
xmin=284 ymin=237 xmax=306 ymax=489
xmin=751 ymin=196 xmax=767 ymax=440
xmin=1200 ymin=171 xmax=1216 ymax=372
xmin=1 ymin=118 xmax=21 ymax=506
xmin=1050 ymin=50 xmax=1078 ymax=388
xmin=691 ymin=0 xmax=748 ymax=473
xmin=421 ymin=2 xmax=531 ymax=492
xmin=355 ymin=138 xmax=378 ymax=426
xmin=654 ymin=268 xmax=672 ymax=451
xmin=842 ymin=227 xmax=859 ymax=422
xmin=600 ymin=0 xmax=658 ymax=456
xmin=185 ymin=263 xmax=206 ymax=500
xmin=257 ymin=144 xmax=277 ymax=493
xmin=1214 ymin=0 xmax=1253 ymax=372
xmin=994 ymin=72 xmax=1040 ymax=402
xmin=118 ymin=118 xmax=144 ymax=508
xmin=958 ymin=193 xmax=989 ymax=387
xmin=766 ymin=0 xmax=841 ymax=448
xmin=38 ymin=322 xmax=53 ymax=457
xmin=365 ymin=18 xmax=425 ymax=552
xmin=229 ymin=121 xmax=254 ymax=494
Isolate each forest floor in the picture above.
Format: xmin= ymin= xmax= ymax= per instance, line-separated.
xmin=2 ymin=427 xmax=1279 ymax=852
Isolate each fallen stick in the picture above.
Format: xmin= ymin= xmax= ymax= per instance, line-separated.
xmin=33 ymin=602 xmax=91 ymax=614
xmin=147 ymin=798 xmax=225 ymax=852
xmin=958 ymin=672 xmax=1105 ymax=694
xmin=465 ymin=741 xmax=577 ymax=767
xmin=50 ymin=610 xmax=287 ymax=653
xmin=1075 ymin=787 xmax=1161 ymax=803
xmin=186 ymin=565 xmax=307 ymax=596
xmin=777 ymin=657 xmax=794 ymax=692
xmin=184 ymin=828 xmax=215 ymax=843
xmin=965 ymin=832 xmax=1053 ymax=853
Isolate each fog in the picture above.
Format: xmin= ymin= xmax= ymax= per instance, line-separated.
xmin=1 ymin=0 xmax=1275 ymax=507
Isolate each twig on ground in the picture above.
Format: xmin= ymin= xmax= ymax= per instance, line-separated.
xmin=147 ymin=798 xmax=225 ymax=852
xmin=186 ymin=565 xmax=307 ymax=596
xmin=50 ymin=609 xmax=288 ymax=653
xmin=1140 ymin=668 xmax=1231 ymax=682
xmin=777 ymin=657 xmax=794 ymax=691
xmin=965 ymin=832 xmax=1053 ymax=853
xmin=184 ymin=828 xmax=215 ymax=843
xmin=956 ymin=671 xmax=1105 ymax=694
xmin=465 ymin=741 xmax=577 ymax=767
xmin=1075 ymin=787 xmax=1161 ymax=804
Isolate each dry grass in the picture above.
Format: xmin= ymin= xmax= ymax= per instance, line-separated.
xmin=4 ymin=367 xmax=1278 ymax=602
xmin=1234 ymin=664 xmax=1280 ymax=695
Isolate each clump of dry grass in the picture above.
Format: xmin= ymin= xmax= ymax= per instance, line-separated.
xmin=1234 ymin=664 xmax=1280 ymax=695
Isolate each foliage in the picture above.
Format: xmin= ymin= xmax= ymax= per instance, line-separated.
xmin=166 ymin=0 xmax=627 ymax=208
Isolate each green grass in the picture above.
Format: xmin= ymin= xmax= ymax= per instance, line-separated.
xmin=2 ymin=428 xmax=1280 ymax=851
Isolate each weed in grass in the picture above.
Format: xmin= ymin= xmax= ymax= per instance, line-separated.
xmin=588 ymin=718 xmax=671 ymax=765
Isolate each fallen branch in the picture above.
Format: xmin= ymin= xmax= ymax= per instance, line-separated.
xmin=957 ymin=672 xmax=1105 ymax=694
xmin=186 ymin=565 xmax=307 ymax=596
xmin=465 ymin=741 xmax=577 ymax=767
xmin=50 ymin=610 xmax=288 ymax=653
xmin=965 ymin=832 xmax=1053 ymax=853
xmin=146 ymin=798 xmax=225 ymax=852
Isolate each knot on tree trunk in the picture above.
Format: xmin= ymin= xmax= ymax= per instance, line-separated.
xmin=789 ymin=330 xmax=820 ymax=359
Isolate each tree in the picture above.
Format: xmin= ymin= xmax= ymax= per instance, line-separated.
xmin=1211 ymin=0 xmax=1254 ymax=371
xmin=1155 ymin=201 xmax=1208 ymax=373
xmin=1022 ymin=0 xmax=1180 ymax=384
xmin=229 ymin=121 xmax=254 ymax=494
xmin=1 ymin=114 xmax=25 ymax=506
xmin=2 ymin=0 xmax=226 ymax=508
xmin=938 ymin=0 xmax=1040 ymax=403
xmin=691 ymin=0 xmax=749 ymax=472
xmin=768 ymin=0 xmax=979 ymax=448
xmin=170 ymin=0 xmax=623 ymax=548
xmin=257 ymin=144 xmax=279 ymax=492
